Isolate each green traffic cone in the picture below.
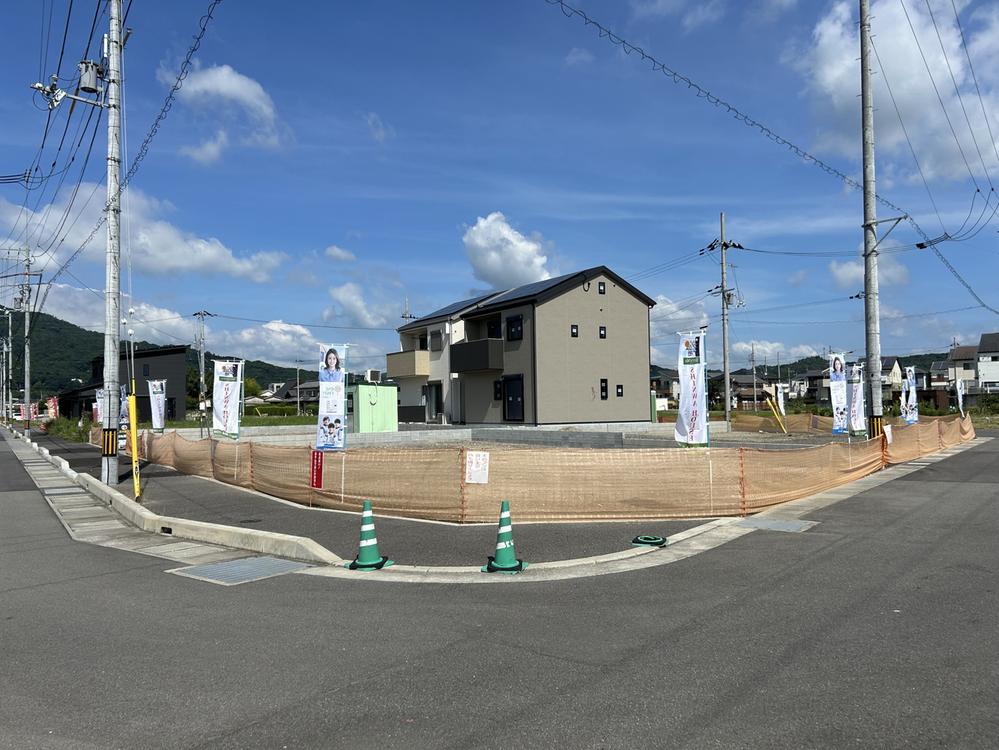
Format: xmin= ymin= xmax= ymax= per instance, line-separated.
xmin=346 ymin=500 xmax=393 ymax=570
xmin=481 ymin=500 xmax=527 ymax=574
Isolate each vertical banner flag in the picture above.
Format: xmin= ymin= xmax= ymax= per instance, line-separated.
xmin=675 ymin=333 xmax=708 ymax=446
xmin=316 ymin=344 xmax=347 ymax=451
xmin=847 ymin=364 xmax=867 ymax=438
xmin=118 ymin=385 xmax=129 ymax=450
xmin=903 ymin=365 xmax=919 ymax=424
xmin=776 ymin=385 xmax=786 ymax=417
xmin=212 ymin=361 xmax=244 ymax=439
xmin=309 ymin=450 xmax=324 ymax=489
xmin=148 ymin=380 xmax=167 ymax=433
xmin=956 ymin=378 xmax=965 ymax=418
xmin=95 ymin=388 xmax=106 ymax=425
xmin=829 ymin=352 xmax=848 ymax=435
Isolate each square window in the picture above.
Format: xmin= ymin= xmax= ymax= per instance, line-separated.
xmin=493 ymin=380 xmax=503 ymax=400
xmin=487 ymin=320 xmax=502 ymax=339
xmin=570 ymin=324 xmax=578 ymax=338
xmin=598 ymin=282 xmax=606 ymax=294
xmin=599 ymin=326 xmax=606 ymax=339
xmin=616 ymin=384 xmax=624 ymax=397
xmin=429 ymin=331 xmax=443 ymax=352
xmin=600 ymin=378 xmax=608 ymax=400
xmin=506 ymin=315 xmax=523 ymax=341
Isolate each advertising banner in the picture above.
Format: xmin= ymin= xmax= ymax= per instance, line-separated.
xmin=956 ymin=378 xmax=965 ymax=417
xmin=95 ymin=388 xmax=106 ymax=425
xmin=675 ymin=333 xmax=708 ymax=447
xmin=118 ymin=385 xmax=129 ymax=451
xmin=148 ymin=379 xmax=167 ymax=433
xmin=316 ymin=344 xmax=347 ymax=451
xmin=310 ymin=450 xmax=324 ymax=489
xmin=829 ymin=352 xmax=848 ymax=435
xmin=902 ymin=365 xmax=918 ymax=425
xmin=212 ymin=360 xmax=243 ymax=440
xmin=776 ymin=385 xmax=786 ymax=417
xmin=46 ymin=396 xmax=58 ymax=419
xmin=847 ymin=364 xmax=867 ymax=438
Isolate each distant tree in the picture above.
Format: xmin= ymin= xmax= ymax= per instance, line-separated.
xmin=244 ymin=377 xmax=261 ymax=398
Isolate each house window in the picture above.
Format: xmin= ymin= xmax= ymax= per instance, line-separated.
xmin=598 ymin=282 xmax=606 ymax=294
xmin=506 ymin=315 xmax=523 ymax=341
xmin=418 ymin=333 xmax=428 ymax=350
xmin=487 ymin=319 xmax=502 ymax=339
xmin=570 ymin=324 xmax=578 ymax=338
xmin=429 ymin=331 xmax=443 ymax=352
xmin=599 ymin=326 xmax=606 ymax=339
xmin=493 ymin=380 xmax=503 ymax=400
xmin=142 ymin=364 xmax=149 ymax=377
xmin=600 ymin=378 xmax=608 ymax=400
xmin=616 ymin=384 xmax=623 ymax=397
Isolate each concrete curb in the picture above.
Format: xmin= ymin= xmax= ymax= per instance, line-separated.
xmin=4 ymin=428 xmax=343 ymax=566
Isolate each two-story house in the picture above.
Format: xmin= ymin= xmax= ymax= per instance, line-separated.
xmin=948 ymin=344 xmax=978 ymax=386
xmin=978 ymin=332 xmax=999 ymax=393
xmin=386 ymin=266 xmax=656 ymax=425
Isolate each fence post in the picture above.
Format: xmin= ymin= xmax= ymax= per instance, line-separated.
xmin=738 ymin=447 xmax=748 ymax=516
xmin=458 ymin=447 xmax=467 ymax=524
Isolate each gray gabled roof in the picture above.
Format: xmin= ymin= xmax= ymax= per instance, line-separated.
xmin=979 ymin=332 xmax=999 ymax=353
xmin=949 ymin=344 xmax=978 ymax=361
xmin=398 ymin=292 xmax=497 ymax=333
xmin=463 ymin=265 xmax=656 ymax=318
xmin=930 ymin=360 xmax=948 ymax=372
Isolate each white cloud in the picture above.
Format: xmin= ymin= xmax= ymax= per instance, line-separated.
xmin=649 ymin=294 xmax=710 ymax=349
xmin=179 ymin=129 xmax=229 ymax=165
xmin=0 ymin=183 xmax=286 ymax=283
xmin=365 ymin=112 xmax=395 ymax=144
xmin=794 ymin=0 xmax=999 ymax=182
xmin=325 ymin=282 xmax=395 ymax=329
xmin=564 ymin=47 xmax=594 ymax=66
xmin=159 ymin=62 xmax=283 ymax=160
xmin=787 ymin=269 xmax=808 ymax=286
xmin=462 ymin=211 xmax=552 ymax=289
xmin=631 ymin=0 xmax=726 ymax=31
xmin=829 ymin=254 xmax=909 ymax=289
xmin=682 ymin=0 xmax=726 ymax=31
xmin=325 ymin=245 xmax=356 ymax=262
xmin=733 ymin=339 xmax=819 ymax=361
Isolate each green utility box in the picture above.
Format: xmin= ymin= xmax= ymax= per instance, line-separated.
xmin=347 ymin=384 xmax=398 ymax=433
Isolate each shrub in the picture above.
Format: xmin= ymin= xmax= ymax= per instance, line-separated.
xmin=252 ymin=405 xmax=298 ymax=417
xmin=44 ymin=417 xmax=93 ymax=442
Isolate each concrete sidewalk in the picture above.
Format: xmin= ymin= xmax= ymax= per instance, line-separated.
xmin=28 ymin=434 xmax=705 ymax=566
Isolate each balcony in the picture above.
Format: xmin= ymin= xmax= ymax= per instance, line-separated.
xmin=386 ymin=349 xmax=430 ymax=379
xmin=451 ymin=338 xmax=504 ymax=373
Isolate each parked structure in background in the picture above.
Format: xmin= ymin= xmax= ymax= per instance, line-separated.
xmin=387 ymin=266 xmax=655 ymax=425
xmin=978 ymin=332 xmax=999 ymax=394
xmin=58 ymin=345 xmax=188 ymax=422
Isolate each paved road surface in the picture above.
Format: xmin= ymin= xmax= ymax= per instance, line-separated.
xmin=2 ymin=430 xmax=996 ymax=748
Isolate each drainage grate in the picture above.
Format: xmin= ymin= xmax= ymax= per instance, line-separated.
xmin=736 ymin=517 xmax=818 ymax=533
xmin=166 ymin=556 xmax=311 ymax=586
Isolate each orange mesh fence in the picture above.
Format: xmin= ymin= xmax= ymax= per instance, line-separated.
xmin=135 ymin=414 xmax=975 ymax=522
xmin=732 ymin=413 xmax=834 ymax=434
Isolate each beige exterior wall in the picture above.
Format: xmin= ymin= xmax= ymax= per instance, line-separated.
xmin=534 ymin=273 xmax=650 ymax=423
xmin=461 ymin=304 xmax=535 ymax=424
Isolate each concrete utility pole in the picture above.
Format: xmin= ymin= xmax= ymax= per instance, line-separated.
xmin=720 ymin=212 xmax=732 ymax=426
xmin=22 ymin=251 xmax=32 ymax=436
xmin=1 ymin=330 xmax=6 ymax=423
xmin=860 ymin=0 xmax=883 ymax=437
xmin=5 ymin=308 xmax=10 ymax=423
xmin=751 ymin=343 xmax=758 ymax=410
xmin=100 ymin=0 xmax=123 ymax=485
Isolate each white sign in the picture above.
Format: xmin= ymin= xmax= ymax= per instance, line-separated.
xmin=883 ymin=424 xmax=893 ymax=444
xmin=465 ymin=450 xmax=490 ymax=484
xmin=316 ymin=344 xmax=347 ymax=451
xmin=95 ymin=388 xmax=106 ymax=425
xmin=148 ymin=379 xmax=167 ymax=433
xmin=776 ymin=386 xmax=786 ymax=417
xmin=902 ymin=365 xmax=918 ymax=425
xmin=956 ymin=378 xmax=965 ymax=418
xmin=847 ymin=364 xmax=867 ymax=438
xmin=212 ymin=360 xmax=243 ymax=440
xmin=829 ymin=352 xmax=847 ymax=435
xmin=675 ymin=333 xmax=708 ymax=446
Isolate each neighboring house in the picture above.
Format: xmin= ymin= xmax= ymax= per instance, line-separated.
xmin=650 ymin=368 xmax=679 ymax=404
xmin=289 ymin=380 xmax=320 ymax=404
xmin=978 ymin=332 xmax=999 ymax=393
xmin=386 ymin=266 xmax=656 ymax=425
xmin=880 ymin=356 xmax=903 ymax=390
xmin=948 ymin=345 xmax=978 ymax=386
xmin=929 ymin=361 xmax=949 ymax=389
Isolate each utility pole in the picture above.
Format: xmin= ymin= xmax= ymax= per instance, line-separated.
xmin=100 ymin=0 xmax=123 ymax=484
xmin=194 ymin=310 xmax=211 ymax=437
xmin=751 ymin=343 xmax=758 ymax=411
xmin=5 ymin=308 xmax=10 ymax=424
xmin=860 ymin=0 xmax=883 ymax=437
xmin=720 ymin=212 xmax=731 ymax=425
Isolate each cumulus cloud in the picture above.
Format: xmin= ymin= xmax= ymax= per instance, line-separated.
xmin=564 ymin=47 xmax=594 ymax=66
xmin=325 ymin=245 xmax=356 ymax=262
xmin=733 ymin=339 xmax=819 ymax=361
xmin=462 ymin=211 xmax=552 ymax=289
xmin=829 ymin=254 xmax=909 ymax=289
xmin=365 ymin=112 xmax=395 ymax=144
xmin=325 ymin=282 xmax=395 ymax=329
xmin=786 ymin=269 xmax=808 ymax=286
xmin=631 ymin=0 xmax=726 ymax=30
xmin=793 ymin=0 xmax=999 ymax=182
xmin=0 ymin=184 xmax=285 ymax=283
xmin=158 ymin=62 xmax=283 ymax=161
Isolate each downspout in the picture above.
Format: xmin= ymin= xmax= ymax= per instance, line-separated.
xmin=532 ymin=302 xmax=539 ymax=425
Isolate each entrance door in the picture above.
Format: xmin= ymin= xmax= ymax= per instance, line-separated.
xmin=503 ymin=375 xmax=524 ymax=422
xmin=427 ymin=382 xmax=443 ymax=422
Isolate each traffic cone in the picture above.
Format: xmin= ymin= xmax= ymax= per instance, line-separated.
xmin=346 ymin=500 xmax=393 ymax=570
xmin=481 ymin=500 xmax=527 ymax=574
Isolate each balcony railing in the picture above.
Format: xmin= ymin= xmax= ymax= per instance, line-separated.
xmin=451 ymin=338 xmax=504 ymax=373
xmin=386 ymin=349 xmax=430 ymax=379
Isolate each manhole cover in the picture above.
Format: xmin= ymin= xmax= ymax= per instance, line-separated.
xmin=167 ymin=556 xmax=311 ymax=586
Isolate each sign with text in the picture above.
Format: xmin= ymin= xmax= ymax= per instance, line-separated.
xmin=309 ymin=450 xmax=324 ymax=489
xmin=464 ymin=450 xmax=490 ymax=484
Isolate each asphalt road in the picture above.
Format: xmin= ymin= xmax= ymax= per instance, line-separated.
xmin=2 ymin=430 xmax=996 ymax=749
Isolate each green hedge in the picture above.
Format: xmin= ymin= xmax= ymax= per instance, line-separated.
xmin=42 ymin=417 xmax=93 ymax=442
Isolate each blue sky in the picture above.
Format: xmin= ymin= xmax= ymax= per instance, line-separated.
xmin=2 ymin=0 xmax=999 ymax=374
